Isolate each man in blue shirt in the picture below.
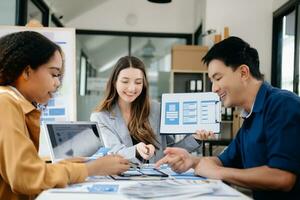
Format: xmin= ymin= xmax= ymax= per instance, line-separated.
xmin=156 ymin=36 xmax=300 ymax=199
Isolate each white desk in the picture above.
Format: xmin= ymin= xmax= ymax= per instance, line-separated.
xmin=36 ymin=178 xmax=251 ymax=200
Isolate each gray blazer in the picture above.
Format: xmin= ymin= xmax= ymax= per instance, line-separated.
xmin=90 ymin=101 xmax=200 ymax=163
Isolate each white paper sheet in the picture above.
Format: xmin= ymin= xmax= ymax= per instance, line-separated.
xmin=160 ymin=92 xmax=221 ymax=134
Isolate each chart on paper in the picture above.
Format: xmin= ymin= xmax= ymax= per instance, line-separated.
xmin=160 ymin=92 xmax=221 ymax=134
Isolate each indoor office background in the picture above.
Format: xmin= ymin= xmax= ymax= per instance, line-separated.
xmin=75 ymin=31 xmax=188 ymax=121
xmin=0 ymin=0 xmax=299 ymax=143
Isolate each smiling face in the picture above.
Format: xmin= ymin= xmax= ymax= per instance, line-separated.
xmin=20 ymin=50 xmax=63 ymax=104
xmin=208 ymin=59 xmax=245 ymax=108
xmin=116 ymin=67 xmax=144 ymax=105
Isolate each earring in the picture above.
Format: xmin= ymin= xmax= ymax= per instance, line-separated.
xmin=23 ymin=72 xmax=29 ymax=80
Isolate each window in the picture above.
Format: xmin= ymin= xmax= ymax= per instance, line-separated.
xmin=76 ymin=30 xmax=192 ymax=120
xmin=79 ymin=52 xmax=87 ymax=96
xmin=131 ymin=36 xmax=186 ymax=101
xmin=16 ymin=0 xmax=49 ymax=26
xmin=50 ymin=14 xmax=64 ymax=27
xmin=76 ymin=30 xmax=191 ymax=101
xmin=272 ymin=0 xmax=300 ymax=94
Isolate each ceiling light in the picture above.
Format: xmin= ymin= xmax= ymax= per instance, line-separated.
xmin=148 ymin=0 xmax=172 ymax=3
xmin=142 ymin=39 xmax=156 ymax=58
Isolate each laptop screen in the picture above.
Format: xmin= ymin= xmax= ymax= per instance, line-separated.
xmin=43 ymin=122 xmax=103 ymax=162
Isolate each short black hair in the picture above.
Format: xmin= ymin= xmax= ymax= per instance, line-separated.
xmin=0 ymin=31 xmax=63 ymax=85
xmin=202 ymin=36 xmax=263 ymax=80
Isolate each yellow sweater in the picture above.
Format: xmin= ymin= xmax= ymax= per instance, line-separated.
xmin=0 ymin=86 xmax=88 ymax=200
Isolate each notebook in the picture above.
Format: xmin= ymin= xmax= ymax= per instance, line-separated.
xmin=43 ymin=121 xmax=104 ymax=163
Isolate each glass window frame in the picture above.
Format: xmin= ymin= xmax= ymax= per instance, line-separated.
xmin=50 ymin=14 xmax=64 ymax=27
xmin=76 ymin=30 xmax=192 ymax=99
xmin=76 ymin=30 xmax=192 ymax=52
xmin=79 ymin=51 xmax=88 ymax=96
xmin=16 ymin=0 xmax=49 ymax=26
xmin=272 ymin=0 xmax=300 ymax=94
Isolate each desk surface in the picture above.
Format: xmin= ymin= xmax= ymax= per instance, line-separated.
xmin=36 ymin=178 xmax=251 ymax=200
xmin=37 ymin=193 xmax=250 ymax=200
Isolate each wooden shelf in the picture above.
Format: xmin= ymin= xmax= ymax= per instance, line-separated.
xmin=171 ymin=69 xmax=208 ymax=73
xmin=172 ymin=45 xmax=209 ymax=71
xmin=221 ymin=120 xmax=233 ymax=124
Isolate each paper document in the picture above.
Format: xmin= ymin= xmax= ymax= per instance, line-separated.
xmin=87 ymin=147 xmax=110 ymax=161
xmin=159 ymin=168 xmax=206 ymax=180
xmin=49 ymin=183 xmax=118 ymax=194
xmin=121 ymin=179 xmax=217 ymax=199
xmin=160 ymin=92 xmax=221 ymax=134
xmin=121 ymin=179 xmax=242 ymax=199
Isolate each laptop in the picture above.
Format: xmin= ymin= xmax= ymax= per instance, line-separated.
xmin=43 ymin=121 xmax=104 ymax=163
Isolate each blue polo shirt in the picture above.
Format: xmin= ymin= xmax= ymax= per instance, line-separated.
xmin=218 ymin=82 xmax=300 ymax=199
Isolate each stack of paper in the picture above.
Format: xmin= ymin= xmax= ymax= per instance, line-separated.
xmin=121 ymin=179 xmax=218 ymax=199
xmin=159 ymin=167 xmax=205 ymax=180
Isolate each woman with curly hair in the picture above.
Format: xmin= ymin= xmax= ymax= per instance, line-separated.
xmin=0 ymin=31 xmax=129 ymax=200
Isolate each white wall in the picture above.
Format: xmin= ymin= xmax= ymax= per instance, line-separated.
xmin=67 ymin=0 xmax=196 ymax=33
xmin=201 ymin=0 xmax=273 ymax=82
xmin=273 ymin=0 xmax=289 ymax=11
xmin=0 ymin=0 xmax=16 ymax=25
xmin=198 ymin=0 xmax=290 ymax=82
xmin=194 ymin=0 xmax=206 ymax=32
xmin=66 ymin=0 xmax=291 ymax=82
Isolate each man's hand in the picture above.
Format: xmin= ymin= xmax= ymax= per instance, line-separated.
xmin=194 ymin=157 xmax=223 ymax=179
xmin=86 ymin=155 xmax=130 ymax=176
xmin=155 ymin=147 xmax=199 ymax=173
xmin=136 ymin=142 xmax=155 ymax=160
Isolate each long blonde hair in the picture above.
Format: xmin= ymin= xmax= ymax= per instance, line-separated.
xmin=95 ymin=56 xmax=158 ymax=148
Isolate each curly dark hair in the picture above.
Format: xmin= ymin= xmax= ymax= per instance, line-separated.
xmin=0 ymin=31 xmax=63 ymax=85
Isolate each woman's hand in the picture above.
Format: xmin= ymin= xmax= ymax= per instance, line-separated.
xmin=62 ymin=157 xmax=87 ymax=163
xmin=86 ymin=155 xmax=130 ymax=176
xmin=136 ymin=142 xmax=155 ymax=160
xmin=193 ymin=129 xmax=216 ymax=140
